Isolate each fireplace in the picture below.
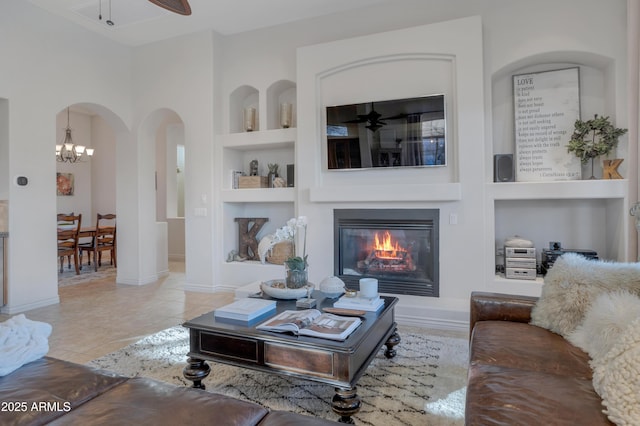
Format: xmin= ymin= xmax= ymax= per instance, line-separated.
xmin=334 ymin=209 xmax=439 ymax=297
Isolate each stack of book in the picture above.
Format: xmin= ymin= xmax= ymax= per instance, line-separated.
xmin=333 ymin=294 xmax=384 ymax=312
xmin=214 ymin=298 xmax=277 ymax=325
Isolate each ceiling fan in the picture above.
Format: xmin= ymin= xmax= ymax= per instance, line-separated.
xmin=148 ymin=0 xmax=192 ymax=16
xmin=343 ymin=103 xmax=387 ymax=132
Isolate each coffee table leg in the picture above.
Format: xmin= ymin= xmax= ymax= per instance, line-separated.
xmin=183 ymin=357 xmax=210 ymax=390
xmin=332 ymin=386 xmax=361 ymax=424
xmin=384 ymin=329 xmax=401 ymax=358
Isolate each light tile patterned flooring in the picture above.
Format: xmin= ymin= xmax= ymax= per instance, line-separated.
xmin=0 ymin=261 xmax=234 ymax=364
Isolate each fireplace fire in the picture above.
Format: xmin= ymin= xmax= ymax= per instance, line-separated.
xmin=360 ymin=231 xmax=416 ymax=273
xmin=334 ymin=209 xmax=439 ymax=297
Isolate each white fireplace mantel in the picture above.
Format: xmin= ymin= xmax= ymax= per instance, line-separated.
xmin=309 ymin=183 xmax=462 ymax=203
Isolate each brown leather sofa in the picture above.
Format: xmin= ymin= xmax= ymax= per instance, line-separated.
xmin=0 ymin=356 xmax=338 ymax=425
xmin=465 ymin=291 xmax=613 ymax=425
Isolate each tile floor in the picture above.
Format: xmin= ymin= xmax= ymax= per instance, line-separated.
xmin=0 ymin=261 xmax=234 ymax=364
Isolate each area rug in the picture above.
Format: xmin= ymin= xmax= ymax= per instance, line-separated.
xmin=87 ymin=325 xmax=468 ymax=425
xmin=58 ymin=256 xmax=116 ymax=287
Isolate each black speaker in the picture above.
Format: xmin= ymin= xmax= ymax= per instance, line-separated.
xmin=494 ymin=154 xmax=514 ymax=182
xmin=286 ymin=164 xmax=294 ymax=187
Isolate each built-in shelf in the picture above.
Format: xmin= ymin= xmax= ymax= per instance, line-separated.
xmin=220 ymin=128 xmax=296 ymax=150
xmin=225 ymin=260 xmax=284 ymax=270
xmin=220 ymin=82 xmax=297 ymax=287
xmin=309 ymin=183 xmax=462 ymax=203
xmin=492 ymin=274 xmax=544 ymax=297
xmin=487 ymin=179 xmax=628 ymax=200
xmin=221 ymin=187 xmax=296 ymax=203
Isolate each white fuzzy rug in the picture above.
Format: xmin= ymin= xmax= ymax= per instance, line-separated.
xmin=87 ymin=325 xmax=468 ymax=425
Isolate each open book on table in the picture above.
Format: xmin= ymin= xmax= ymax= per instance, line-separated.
xmin=256 ymin=309 xmax=362 ymax=341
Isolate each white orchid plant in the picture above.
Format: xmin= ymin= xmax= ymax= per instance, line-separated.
xmin=257 ymin=216 xmax=308 ymax=270
xmin=282 ymin=216 xmax=308 ymax=271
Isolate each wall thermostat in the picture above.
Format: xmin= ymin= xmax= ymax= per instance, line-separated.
xmin=16 ymin=176 xmax=28 ymax=186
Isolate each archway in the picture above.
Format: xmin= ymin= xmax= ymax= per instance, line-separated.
xmin=141 ymin=108 xmax=187 ymax=275
xmin=55 ymin=103 xmax=119 ymax=281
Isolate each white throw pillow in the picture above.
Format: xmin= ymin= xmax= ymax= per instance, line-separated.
xmin=530 ymin=253 xmax=640 ymax=337
xmin=591 ymin=316 xmax=640 ymax=426
xmin=567 ymin=291 xmax=640 ymax=361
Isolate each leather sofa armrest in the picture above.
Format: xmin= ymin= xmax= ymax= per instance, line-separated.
xmin=469 ymin=291 xmax=538 ymax=337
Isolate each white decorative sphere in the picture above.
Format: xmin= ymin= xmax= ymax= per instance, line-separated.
xmin=319 ymin=276 xmax=345 ymax=298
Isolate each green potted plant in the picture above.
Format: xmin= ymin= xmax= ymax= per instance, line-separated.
xmin=567 ymin=114 xmax=627 ymax=179
xmin=282 ymin=216 xmax=308 ymax=289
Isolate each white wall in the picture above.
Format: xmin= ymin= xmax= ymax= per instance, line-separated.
xmin=0 ymin=1 xmax=132 ymax=313
xmin=91 ymin=114 xmax=117 ymax=222
xmin=56 ymin=110 xmax=92 ymax=222
xmin=132 ymin=31 xmax=217 ymax=290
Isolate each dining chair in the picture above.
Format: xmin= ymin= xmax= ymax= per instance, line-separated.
xmin=57 ymin=212 xmax=75 ymax=269
xmin=80 ymin=213 xmax=116 ymax=272
xmin=57 ymin=213 xmax=82 ymax=275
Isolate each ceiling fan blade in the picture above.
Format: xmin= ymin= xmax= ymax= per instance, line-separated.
xmin=148 ymin=0 xmax=192 ymax=16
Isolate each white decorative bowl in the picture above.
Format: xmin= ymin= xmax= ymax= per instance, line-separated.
xmin=319 ymin=276 xmax=345 ymax=298
xmin=261 ymin=280 xmax=313 ymax=300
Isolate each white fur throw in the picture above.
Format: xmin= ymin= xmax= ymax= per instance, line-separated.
xmin=591 ymin=316 xmax=640 ymax=425
xmin=530 ymin=253 xmax=640 ymax=337
xmin=567 ymin=291 xmax=640 ymax=360
xmin=0 ymin=314 xmax=52 ymax=376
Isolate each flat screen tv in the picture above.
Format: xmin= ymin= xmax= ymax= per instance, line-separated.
xmin=326 ymin=94 xmax=446 ymax=170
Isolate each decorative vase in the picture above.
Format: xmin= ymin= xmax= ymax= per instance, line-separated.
xmin=244 ymin=107 xmax=256 ymax=132
xmin=267 ymin=171 xmax=278 ymax=188
xmin=285 ymin=264 xmax=308 ymax=289
xmin=280 ymin=103 xmax=292 ymax=128
xmin=588 ymin=157 xmax=597 ymax=180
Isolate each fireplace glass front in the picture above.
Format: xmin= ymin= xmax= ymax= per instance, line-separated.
xmin=334 ymin=209 xmax=439 ymax=297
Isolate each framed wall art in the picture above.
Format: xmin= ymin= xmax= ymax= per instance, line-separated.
xmin=513 ymin=67 xmax=581 ymax=182
xmin=56 ymin=172 xmax=74 ymax=196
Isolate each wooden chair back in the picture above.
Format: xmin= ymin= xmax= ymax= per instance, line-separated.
xmin=96 ymin=213 xmax=116 ymax=248
xmin=80 ymin=213 xmax=116 ymax=271
xmin=57 ymin=214 xmax=82 ymax=274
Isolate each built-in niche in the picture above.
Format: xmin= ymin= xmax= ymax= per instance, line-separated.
xmin=266 ymin=80 xmax=296 ymax=130
xmin=229 ymin=85 xmax=259 ymax=133
xmin=491 ymin=55 xmax=612 ymax=174
xmin=489 ymin=52 xmax=629 ymax=284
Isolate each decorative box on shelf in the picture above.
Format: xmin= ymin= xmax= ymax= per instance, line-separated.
xmin=238 ymin=176 xmax=268 ymax=189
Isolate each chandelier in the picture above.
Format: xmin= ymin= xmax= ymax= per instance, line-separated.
xmin=56 ymin=108 xmax=95 ymax=163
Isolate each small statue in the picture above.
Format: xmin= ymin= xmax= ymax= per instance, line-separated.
xmin=267 ymin=163 xmax=279 ymax=188
xmin=249 ymin=159 xmax=258 ymax=176
xmin=226 ymin=250 xmax=247 ymax=262
xmin=267 ymin=163 xmax=279 ymax=175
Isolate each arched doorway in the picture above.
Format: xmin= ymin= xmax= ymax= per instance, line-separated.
xmin=144 ymin=108 xmax=186 ymax=274
xmin=55 ymin=104 xmax=117 ymax=283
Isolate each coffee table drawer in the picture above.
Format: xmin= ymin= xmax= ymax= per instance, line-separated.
xmin=264 ymin=342 xmax=335 ymax=378
xmin=199 ymin=332 xmax=258 ymax=362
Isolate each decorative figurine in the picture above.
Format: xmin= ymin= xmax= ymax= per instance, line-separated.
xmin=249 ymin=159 xmax=258 ymax=176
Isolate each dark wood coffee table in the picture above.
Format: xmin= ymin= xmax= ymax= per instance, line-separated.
xmin=182 ymin=293 xmax=399 ymax=424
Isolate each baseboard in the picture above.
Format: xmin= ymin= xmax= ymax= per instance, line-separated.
xmin=391 ymin=295 xmax=469 ymax=332
xmin=0 ymin=295 xmax=60 ymax=314
xmin=183 ymin=282 xmax=236 ymax=293
xmin=396 ymin=313 xmax=468 ymax=332
xmin=116 ymin=273 xmax=159 ymax=286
